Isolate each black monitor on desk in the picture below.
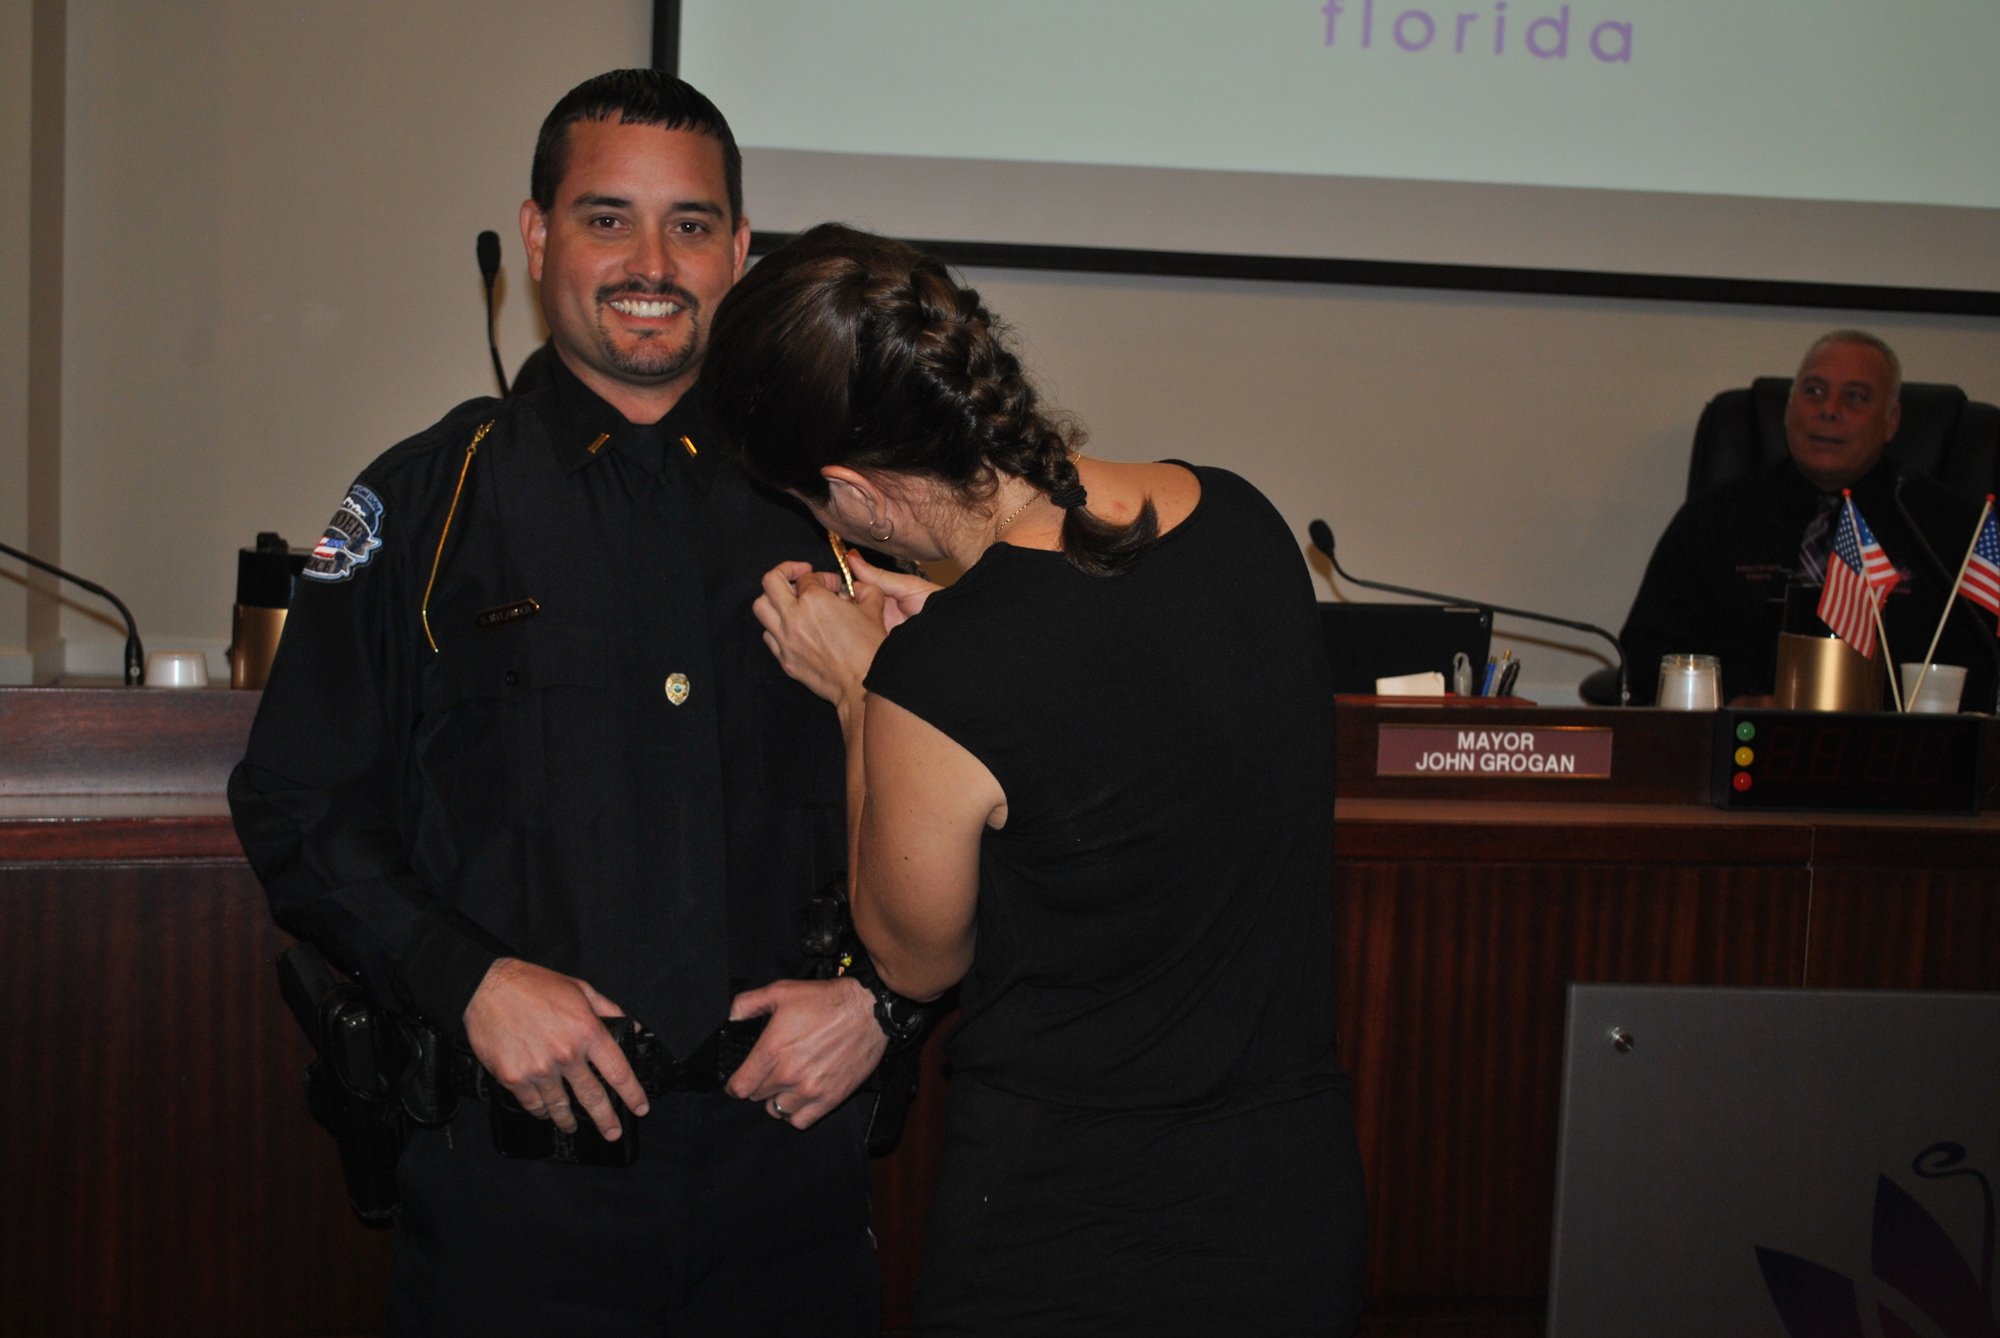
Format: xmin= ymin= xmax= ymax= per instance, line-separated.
xmin=1319 ymin=603 xmax=1494 ymax=694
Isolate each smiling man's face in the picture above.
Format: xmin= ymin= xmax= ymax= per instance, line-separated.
xmin=521 ymin=117 xmax=749 ymax=422
xmin=1783 ymin=340 xmax=1902 ymax=491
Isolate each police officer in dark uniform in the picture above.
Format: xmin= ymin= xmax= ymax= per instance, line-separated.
xmin=1620 ymin=330 xmax=1994 ymax=706
xmin=229 ymin=72 xmax=892 ymax=1335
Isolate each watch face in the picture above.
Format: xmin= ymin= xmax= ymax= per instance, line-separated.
xmin=874 ymin=992 xmax=925 ymax=1042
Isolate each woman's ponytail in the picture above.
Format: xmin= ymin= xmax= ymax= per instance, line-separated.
xmin=705 ymin=223 xmax=1162 ymax=576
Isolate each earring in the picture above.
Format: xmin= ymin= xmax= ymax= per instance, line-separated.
xmin=867 ymin=516 xmax=894 ymax=543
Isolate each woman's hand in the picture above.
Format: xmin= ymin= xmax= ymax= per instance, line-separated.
xmin=753 ymin=561 xmax=890 ymax=710
xmin=846 ymin=549 xmax=942 ymax=632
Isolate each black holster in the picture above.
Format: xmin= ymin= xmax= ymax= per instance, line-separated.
xmin=277 ymin=941 xmax=453 ymax=1225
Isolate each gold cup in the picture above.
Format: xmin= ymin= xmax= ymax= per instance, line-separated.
xmin=1772 ymin=632 xmax=1883 ymax=712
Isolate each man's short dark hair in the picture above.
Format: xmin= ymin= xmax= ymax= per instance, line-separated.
xmin=531 ymin=70 xmax=743 ymax=221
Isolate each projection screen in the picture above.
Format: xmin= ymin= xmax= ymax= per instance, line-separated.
xmin=679 ymin=1 xmax=2000 ymax=302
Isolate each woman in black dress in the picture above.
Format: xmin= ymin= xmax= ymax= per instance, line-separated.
xmin=703 ymin=224 xmax=1365 ymax=1336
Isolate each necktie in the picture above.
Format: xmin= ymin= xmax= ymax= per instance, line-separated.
xmin=1797 ymin=493 xmax=1842 ymax=582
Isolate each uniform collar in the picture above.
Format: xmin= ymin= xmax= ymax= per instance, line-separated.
xmin=535 ymin=349 xmax=717 ymax=493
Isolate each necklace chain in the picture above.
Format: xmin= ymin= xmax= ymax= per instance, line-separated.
xmin=995 ymin=493 xmax=1037 ymax=535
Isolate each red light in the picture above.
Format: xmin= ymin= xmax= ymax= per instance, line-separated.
xmin=1732 ymin=772 xmax=1753 ymax=792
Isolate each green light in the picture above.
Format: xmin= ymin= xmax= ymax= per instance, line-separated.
xmin=1735 ymin=721 xmax=1756 ymax=742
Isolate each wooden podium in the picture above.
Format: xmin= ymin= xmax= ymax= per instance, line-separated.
xmin=1332 ymin=700 xmax=2000 ymax=1334
xmin=0 ymin=687 xmax=393 ymax=1335
xmin=4 ymin=688 xmax=1995 ymax=1336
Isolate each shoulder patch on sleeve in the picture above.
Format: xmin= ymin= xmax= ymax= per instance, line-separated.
xmin=303 ymin=482 xmax=386 ymax=582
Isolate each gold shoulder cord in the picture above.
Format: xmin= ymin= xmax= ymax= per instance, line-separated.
xmin=421 ymin=420 xmax=494 ymax=652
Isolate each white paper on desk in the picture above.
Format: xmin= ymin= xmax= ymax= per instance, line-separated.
xmin=1375 ymin=671 xmax=1446 ymax=696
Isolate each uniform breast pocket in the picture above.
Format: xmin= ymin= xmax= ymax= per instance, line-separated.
xmin=422 ymin=622 xmax=610 ymax=829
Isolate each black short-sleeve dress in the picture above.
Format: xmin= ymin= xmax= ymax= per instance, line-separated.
xmin=863 ymin=466 xmax=1366 ymax=1336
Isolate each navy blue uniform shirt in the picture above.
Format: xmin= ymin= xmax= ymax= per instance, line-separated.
xmin=229 ymin=357 xmax=846 ymax=1054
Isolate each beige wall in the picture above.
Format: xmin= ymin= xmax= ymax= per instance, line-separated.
xmin=0 ymin=0 xmax=31 ymax=681
xmin=6 ymin=2 xmax=1999 ymax=700
xmin=9 ymin=0 xmax=648 ymax=681
xmin=959 ymin=273 xmax=2000 ymax=700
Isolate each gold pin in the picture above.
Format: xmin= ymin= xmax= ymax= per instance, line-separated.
xmin=827 ymin=531 xmax=856 ymax=599
xmin=587 ymin=433 xmax=610 ymax=455
xmin=665 ymin=672 xmax=690 ymax=706
xmin=680 ymin=435 xmax=698 ymax=458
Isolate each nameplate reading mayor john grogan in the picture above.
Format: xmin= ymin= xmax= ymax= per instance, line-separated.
xmin=1376 ymin=725 xmax=1614 ymax=778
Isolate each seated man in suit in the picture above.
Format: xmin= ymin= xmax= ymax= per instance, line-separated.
xmin=1620 ymin=329 xmax=1994 ymax=706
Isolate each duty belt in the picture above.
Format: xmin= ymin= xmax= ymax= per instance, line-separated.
xmin=451 ymin=1013 xmax=768 ymax=1102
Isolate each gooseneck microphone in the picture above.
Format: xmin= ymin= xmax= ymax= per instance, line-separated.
xmin=1308 ymin=518 xmax=1629 ymax=706
xmin=0 ymin=541 xmax=145 ymax=685
xmin=476 ymin=230 xmax=508 ymax=397
xmin=1892 ymin=474 xmax=2000 ymax=713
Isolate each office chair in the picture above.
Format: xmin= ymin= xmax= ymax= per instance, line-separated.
xmin=1580 ymin=379 xmax=2000 ymax=705
xmin=1685 ymin=378 xmax=2000 ymax=505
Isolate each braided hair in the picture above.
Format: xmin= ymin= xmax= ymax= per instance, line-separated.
xmin=702 ymin=223 xmax=1159 ymax=577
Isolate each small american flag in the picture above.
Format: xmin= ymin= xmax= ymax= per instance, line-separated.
xmin=1818 ymin=496 xmax=1900 ymax=659
xmin=1958 ymin=506 xmax=2000 ymax=621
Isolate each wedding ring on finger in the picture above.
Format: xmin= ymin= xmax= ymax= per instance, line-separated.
xmin=769 ymin=1096 xmax=789 ymax=1119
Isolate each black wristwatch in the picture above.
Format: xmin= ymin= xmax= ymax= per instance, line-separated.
xmin=843 ymin=952 xmax=928 ymax=1051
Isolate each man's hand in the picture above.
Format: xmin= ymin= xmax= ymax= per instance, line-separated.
xmin=463 ymin=957 xmax=649 ymax=1141
xmin=724 ymin=977 xmax=888 ymax=1129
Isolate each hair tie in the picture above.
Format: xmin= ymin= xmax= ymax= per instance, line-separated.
xmin=1050 ymin=484 xmax=1088 ymax=510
